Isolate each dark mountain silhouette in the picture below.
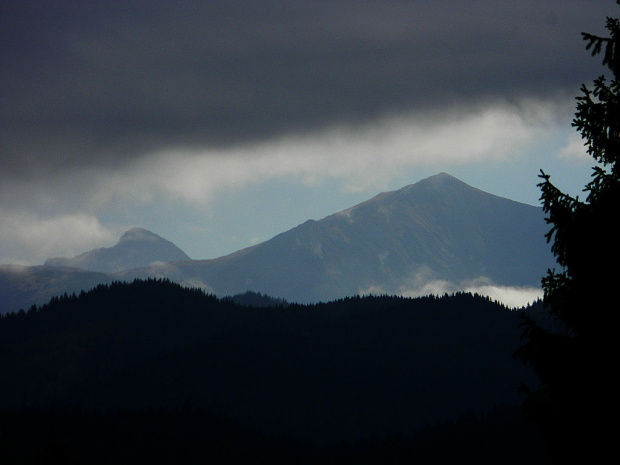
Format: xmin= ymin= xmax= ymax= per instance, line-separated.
xmin=0 ymin=279 xmax=543 ymax=459
xmin=224 ymin=290 xmax=289 ymax=307
xmin=44 ymin=227 xmax=190 ymax=273
xmin=120 ymin=173 xmax=554 ymax=303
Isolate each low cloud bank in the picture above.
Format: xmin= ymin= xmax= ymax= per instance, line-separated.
xmin=362 ymin=275 xmax=543 ymax=308
xmin=0 ymin=211 xmax=118 ymax=266
xmin=0 ymin=98 xmax=568 ymax=265
xmin=105 ymin=99 xmax=565 ymax=203
xmin=463 ymin=283 xmax=543 ymax=308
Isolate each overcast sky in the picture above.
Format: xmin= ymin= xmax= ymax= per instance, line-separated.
xmin=1 ymin=0 xmax=616 ymax=291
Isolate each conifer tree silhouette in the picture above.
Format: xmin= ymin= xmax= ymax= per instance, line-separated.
xmin=516 ymin=3 xmax=620 ymax=463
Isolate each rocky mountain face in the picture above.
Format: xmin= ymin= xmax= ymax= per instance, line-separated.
xmin=44 ymin=227 xmax=190 ymax=273
xmin=120 ymin=173 xmax=555 ymax=303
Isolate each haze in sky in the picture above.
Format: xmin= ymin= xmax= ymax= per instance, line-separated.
xmin=1 ymin=1 xmax=614 ymax=272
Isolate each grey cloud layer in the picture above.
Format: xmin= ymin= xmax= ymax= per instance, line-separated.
xmin=0 ymin=0 xmax=614 ymax=177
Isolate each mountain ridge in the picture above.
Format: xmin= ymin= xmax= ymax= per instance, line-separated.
xmin=118 ymin=172 xmax=554 ymax=303
xmin=1 ymin=173 xmax=555 ymax=312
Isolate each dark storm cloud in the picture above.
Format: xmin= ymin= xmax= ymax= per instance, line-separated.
xmin=0 ymin=0 xmax=615 ymax=175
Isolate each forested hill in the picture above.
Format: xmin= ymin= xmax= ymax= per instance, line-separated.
xmin=1 ymin=279 xmax=544 ymax=462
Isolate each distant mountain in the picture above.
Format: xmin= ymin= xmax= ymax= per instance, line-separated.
xmin=0 ymin=173 xmax=556 ymax=313
xmin=120 ymin=173 xmax=555 ymax=303
xmin=0 ymin=228 xmax=188 ymax=313
xmin=44 ymin=227 xmax=190 ymax=273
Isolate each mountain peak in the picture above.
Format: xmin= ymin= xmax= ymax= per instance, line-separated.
xmin=429 ymin=171 xmax=455 ymax=180
xmin=390 ymin=172 xmax=500 ymax=206
xmin=118 ymin=227 xmax=163 ymax=244
xmin=340 ymin=172 xmax=477 ymax=218
xmin=44 ymin=228 xmax=190 ymax=273
xmin=407 ymin=172 xmax=466 ymax=190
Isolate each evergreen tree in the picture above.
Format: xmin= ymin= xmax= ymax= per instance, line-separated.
xmin=516 ymin=4 xmax=620 ymax=463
